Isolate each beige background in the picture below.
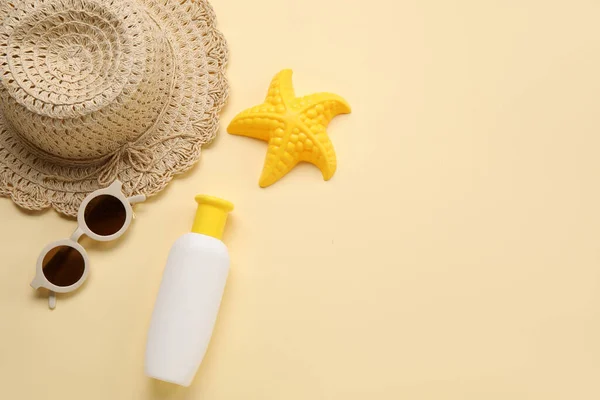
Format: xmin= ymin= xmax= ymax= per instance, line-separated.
xmin=2 ymin=0 xmax=600 ymax=399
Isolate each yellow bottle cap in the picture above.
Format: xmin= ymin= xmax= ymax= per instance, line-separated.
xmin=192 ymin=195 xmax=234 ymax=240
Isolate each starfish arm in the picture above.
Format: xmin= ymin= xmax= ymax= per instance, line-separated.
xmin=295 ymin=123 xmax=337 ymax=181
xmin=227 ymin=111 xmax=286 ymax=142
xmin=264 ymin=69 xmax=297 ymax=110
xmin=290 ymin=92 xmax=352 ymax=120
xmin=259 ymin=127 xmax=300 ymax=187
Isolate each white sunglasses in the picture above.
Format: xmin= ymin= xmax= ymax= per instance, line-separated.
xmin=30 ymin=180 xmax=145 ymax=309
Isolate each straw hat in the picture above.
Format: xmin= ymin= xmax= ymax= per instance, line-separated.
xmin=0 ymin=0 xmax=228 ymax=216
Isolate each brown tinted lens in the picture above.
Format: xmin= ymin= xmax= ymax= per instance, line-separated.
xmin=42 ymin=245 xmax=86 ymax=287
xmin=84 ymin=195 xmax=127 ymax=236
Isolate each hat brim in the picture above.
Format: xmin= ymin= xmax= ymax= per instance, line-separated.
xmin=0 ymin=0 xmax=228 ymax=216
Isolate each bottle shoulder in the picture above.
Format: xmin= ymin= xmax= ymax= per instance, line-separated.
xmin=172 ymin=233 xmax=229 ymax=255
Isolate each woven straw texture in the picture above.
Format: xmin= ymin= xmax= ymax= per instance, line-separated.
xmin=0 ymin=0 xmax=228 ymax=216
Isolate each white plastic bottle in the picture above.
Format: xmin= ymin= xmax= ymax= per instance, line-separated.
xmin=144 ymin=195 xmax=234 ymax=386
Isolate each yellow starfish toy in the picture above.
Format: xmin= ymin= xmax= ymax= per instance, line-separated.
xmin=227 ymin=70 xmax=351 ymax=187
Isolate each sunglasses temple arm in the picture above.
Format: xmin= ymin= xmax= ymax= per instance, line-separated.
xmin=49 ymin=291 xmax=56 ymax=310
xmin=128 ymin=194 xmax=146 ymax=205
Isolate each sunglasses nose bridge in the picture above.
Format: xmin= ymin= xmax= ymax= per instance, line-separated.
xmin=127 ymin=194 xmax=146 ymax=205
xmin=108 ymin=179 xmax=123 ymax=191
xmin=70 ymin=228 xmax=84 ymax=242
xmin=30 ymin=273 xmax=44 ymax=289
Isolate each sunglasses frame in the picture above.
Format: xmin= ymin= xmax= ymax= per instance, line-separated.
xmin=30 ymin=180 xmax=145 ymax=309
